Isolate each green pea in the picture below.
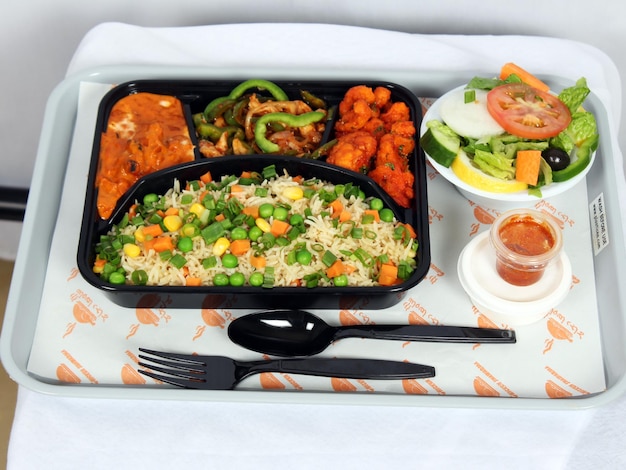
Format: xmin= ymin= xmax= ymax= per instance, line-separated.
xmin=108 ymin=272 xmax=126 ymax=285
xmin=249 ymin=272 xmax=264 ymax=287
xmin=177 ymin=236 xmax=194 ymax=253
xmin=229 ymin=272 xmax=245 ymax=286
xmin=222 ymin=253 xmax=239 ymax=269
xmin=143 ymin=193 xmax=158 ymax=205
xmin=231 ymin=227 xmax=248 ymax=240
xmin=369 ymin=198 xmax=384 ymax=211
xmin=289 ymin=213 xmax=304 ymax=226
xmin=259 ymin=203 xmax=274 ymax=218
xmin=296 ymin=249 xmax=312 ymax=266
xmin=213 ymin=273 xmax=229 ymax=286
xmin=379 ymin=208 xmax=394 ymax=222
xmin=273 ymin=206 xmax=289 ymax=221
xmin=333 ymin=274 xmax=349 ymax=287
xmin=248 ymin=226 xmax=263 ymax=241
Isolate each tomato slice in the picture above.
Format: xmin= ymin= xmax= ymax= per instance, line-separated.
xmin=486 ymin=83 xmax=571 ymax=139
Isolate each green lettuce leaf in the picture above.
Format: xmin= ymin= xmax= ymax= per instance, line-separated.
xmin=472 ymin=149 xmax=516 ymax=180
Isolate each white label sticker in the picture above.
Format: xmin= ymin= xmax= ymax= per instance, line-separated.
xmin=589 ymin=192 xmax=609 ymax=255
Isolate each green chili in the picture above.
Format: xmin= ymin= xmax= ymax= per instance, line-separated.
xmin=203 ymin=96 xmax=236 ymax=121
xmin=228 ymin=79 xmax=289 ymax=101
xmin=254 ymin=111 xmax=326 ymax=153
xmin=300 ymin=90 xmax=327 ymax=109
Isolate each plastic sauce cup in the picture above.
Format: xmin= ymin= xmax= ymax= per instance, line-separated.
xmin=489 ymin=209 xmax=563 ymax=287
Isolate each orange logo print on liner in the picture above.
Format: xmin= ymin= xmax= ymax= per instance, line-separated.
xmin=259 ymin=372 xmax=286 ymax=390
xmin=473 ymin=376 xmax=500 ymax=397
xmin=545 ymin=379 xmax=573 ymax=398
xmin=56 ymin=363 xmax=81 ymax=383
xmin=121 ymin=363 xmax=146 ymax=385
xmin=331 ymin=377 xmax=358 ymax=392
xmin=127 ymin=294 xmax=171 ymax=339
xmin=543 ymin=310 xmax=582 ymax=354
xmin=63 ymin=290 xmax=109 ymax=337
xmin=402 ymin=378 xmax=428 ymax=394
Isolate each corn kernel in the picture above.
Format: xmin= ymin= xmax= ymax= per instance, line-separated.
xmin=134 ymin=226 xmax=146 ymax=243
xmin=123 ymin=243 xmax=142 ymax=258
xmin=255 ymin=217 xmax=271 ymax=233
xmin=190 ymin=203 xmax=205 ymax=217
xmin=283 ymin=186 xmax=304 ymax=201
xmin=213 ymin=237 xmax=231 ymax=256
xmin=163 ymin=215 xmax=183 ymax=232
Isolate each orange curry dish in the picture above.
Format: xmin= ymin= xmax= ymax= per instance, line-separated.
xmin=95 ymin=92 xmax=195 ymax=219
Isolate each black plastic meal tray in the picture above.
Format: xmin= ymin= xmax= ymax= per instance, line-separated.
xmin=77 ymin=79 xmax=430 ymax=309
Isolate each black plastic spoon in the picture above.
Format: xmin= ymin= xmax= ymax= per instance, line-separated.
xmin=227 ymin=310 xmax=516 ymax=356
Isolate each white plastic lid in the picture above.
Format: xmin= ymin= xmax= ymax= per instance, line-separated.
xmin=457 ymin=231 xmax=572 ymax=326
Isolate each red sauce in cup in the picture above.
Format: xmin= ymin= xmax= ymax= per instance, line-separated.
xmin=490 ymin=210 xmax=562 ymax=287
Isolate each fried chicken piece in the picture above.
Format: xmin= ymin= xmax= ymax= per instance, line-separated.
xmin=327 ymin=131 xmax=378 ymax=174
xmin=368 ymin=164 xmax=415 ymax=208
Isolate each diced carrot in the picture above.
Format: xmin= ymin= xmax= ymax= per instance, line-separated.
xmin=230 ymin=184 xmax=244 ymax=193
xmin=200 ymin=171 xmax=212 ymax=184
xmin=250 ymin=254 xmax=266 ymax=269
xmin=128 ymin=204 xmax=138 ymax=219
xmin=182 ymin=266 xmax=189 ymax=276
xmin=156 ymin=209 xmax=165 ymax=217
xmin=230 ymin=239 xmax=251 ymax=256
xmin=515 ymin=149 xmax=542 ymax=186
xmin=152 ymin=236 xmax=174 ymax=253
xmin=242 ymin=206 xmax=259 ymax=218
xmin=326 ymin=259 xmax=345 ymax=278
xmin=214 ymin=213 xmax=226 ymax=222
xmin=270 ymin=219 xmax=291 ymax=237
xmin=185 ymin=277 xmax=202 ymax=286
xmin=378 ymin=263 xmax=399 ymax=286
xmin=142 ymin=237 xmax=156 ymax=253
xmin=500 ymin=62 xmax=550 ymax=92
xmin=364 ymin=209 xmax=380 ymax=222
xmin=292 ymin=175 xmax=304 ymax=183
xmin=93 ymin=257 xmax=107 ymax=273
xmin=344 ymin=263 xmax=357 ymax=274
xmin=329 ymin=199 xmax=344 ymax=218
xmin=142 ymin=224 xmax=164 ymax=238
xmin=198 ymin=190 xmax=209 ymax=203
xmin=402 ymin=223 xmax=417 ymax=239
xmin=164 ymin=207 xmax=179 ymax=216
xmin=338 ymin=210 xmax=351 ymax=222
xmin=240 ymin=171 xmax=253 ymax=179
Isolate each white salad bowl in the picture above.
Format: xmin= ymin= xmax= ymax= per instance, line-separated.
xmin=420 ymin=85 xmax=596 ymax=211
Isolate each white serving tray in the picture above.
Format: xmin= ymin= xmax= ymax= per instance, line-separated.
xmin=2 ymin=65 xmax=625 ymax=409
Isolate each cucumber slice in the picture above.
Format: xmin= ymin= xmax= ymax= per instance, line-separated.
xmin=420 ymin=121 xmax=461 ymax=168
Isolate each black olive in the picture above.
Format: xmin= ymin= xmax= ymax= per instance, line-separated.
xmin=542 ymin=148 xmax=570 ymax=171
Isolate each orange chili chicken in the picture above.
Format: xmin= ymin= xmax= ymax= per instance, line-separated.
xmin=328 ymin=85 xmax=416 ymax=208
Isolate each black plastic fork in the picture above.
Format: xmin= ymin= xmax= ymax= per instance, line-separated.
xmin=137 ymin=348 xmax=435 ymax=390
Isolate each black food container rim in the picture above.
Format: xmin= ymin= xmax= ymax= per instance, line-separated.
xmin=77 ymin=79 xmax=430 ymax=310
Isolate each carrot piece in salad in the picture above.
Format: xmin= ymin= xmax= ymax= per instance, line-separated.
xmin=515 ymin=149 xmax=542 ymax=186
xmin=500 ymin=62 xmax=550 ymax=92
